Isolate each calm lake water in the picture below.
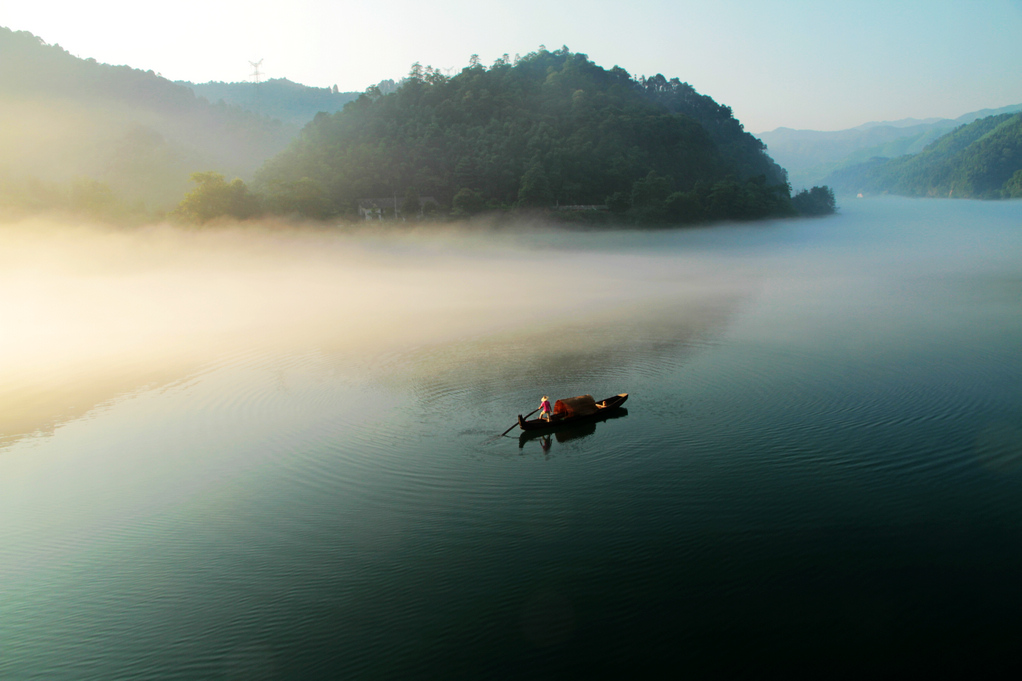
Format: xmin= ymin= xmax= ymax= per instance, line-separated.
xmin=2 ymin=198 xmax=1021 ymax=677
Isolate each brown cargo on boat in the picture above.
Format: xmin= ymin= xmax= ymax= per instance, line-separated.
xmin=553 ymin=395 xmax=598 ymax=418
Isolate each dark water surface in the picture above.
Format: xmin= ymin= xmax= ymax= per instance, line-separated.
xmin=2 ymin=198 xmax=1021 ymax=677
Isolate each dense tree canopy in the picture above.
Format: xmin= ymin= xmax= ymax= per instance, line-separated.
xmin=791 ymin=186 xmax=837 ymax=216
xmin=171 ymin=172 xmax=260 ymax=223
xmin=256 ymin=47 xmax=803 ymax=224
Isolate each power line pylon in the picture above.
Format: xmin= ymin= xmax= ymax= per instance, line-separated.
xmin=249 ymin=59 xmax=264 ymax=83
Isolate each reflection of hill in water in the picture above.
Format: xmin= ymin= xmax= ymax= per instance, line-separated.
xmin=1 ymin=358 xmax=204 ymax=451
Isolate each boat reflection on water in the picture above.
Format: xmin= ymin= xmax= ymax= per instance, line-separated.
xmin=518 ymin=408 xmax=628 ymax=449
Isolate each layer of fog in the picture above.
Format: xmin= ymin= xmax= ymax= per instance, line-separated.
xmin=1 ymin=216 xmax=757 ymax=446
xmin=0 ymin=96 xmax=286 ymax=209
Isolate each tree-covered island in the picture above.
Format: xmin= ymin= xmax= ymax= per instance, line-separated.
xmin=250 ymin=47 xmax=835 ymax=225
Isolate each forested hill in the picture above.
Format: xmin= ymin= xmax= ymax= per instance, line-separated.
xmin=0 ymin=26 xmax=291 ymax=210
xmin=825 ymin=113 xmax=1022 ymax=199
xmin=182 ymin=79 xmax=360 ymax=128
xmin=256 ymin=47 xmax=798 ymax=223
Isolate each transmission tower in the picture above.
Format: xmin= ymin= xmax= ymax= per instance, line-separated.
xmin=249 ymin=59 xmax=264 ymax=83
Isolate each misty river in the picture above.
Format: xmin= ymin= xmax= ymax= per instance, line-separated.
xmin=2 ymin=197 xmax=1021 ymax=676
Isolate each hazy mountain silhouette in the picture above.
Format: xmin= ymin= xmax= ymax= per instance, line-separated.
xmin=0 ymin=26 xmax=292 ymax=210
xmin=181 ymin=78 xmax=361 ymax=129
xmin=758 ymin=103 xmax=1022 ymax=189
xmin=823 ymin=112 xmax=1022 ymax=198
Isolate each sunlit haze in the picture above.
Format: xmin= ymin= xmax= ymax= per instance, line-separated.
xmin=0 ymin=217 xmax=746 ymax=447
xmin=5 ymin=0 xmax=1022 ymax=132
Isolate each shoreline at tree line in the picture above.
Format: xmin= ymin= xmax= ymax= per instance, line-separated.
xmin=166 ymin=170 xmax=837 ymax=227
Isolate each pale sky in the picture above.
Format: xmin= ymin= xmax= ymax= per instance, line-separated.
xmin=5 ymin=0 xmax=1022 ymax=132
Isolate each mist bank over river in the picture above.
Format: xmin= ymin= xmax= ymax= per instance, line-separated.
xmin=3 ymin=198 xmax=1018 ymax=449
xmin=0 ymin=216 xmax=749 ymax=448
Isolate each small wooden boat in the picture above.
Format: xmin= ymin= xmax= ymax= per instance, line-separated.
xmin=518 ymin=408 xmax=628 ymax=447
xmin=518 ymin=393 xmax=629 ymax=432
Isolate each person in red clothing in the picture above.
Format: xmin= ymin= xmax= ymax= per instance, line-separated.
xmin=539 ymin=395 xmax=552 ymax=421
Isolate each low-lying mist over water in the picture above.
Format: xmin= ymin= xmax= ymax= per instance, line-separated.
xmin=0 ymin=216 xmax=749 ymax=446
xmin=2 ymin=198 xmax=1021 ymax=676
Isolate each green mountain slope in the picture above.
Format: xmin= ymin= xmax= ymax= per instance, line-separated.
xmin=825 ymin=113 xmax=1022 ymax=198
xmin=759 ymin=103 xmax=1022 ymax=188
xmin=0 ymin=26 xmax=292 ymax=210
xmin=256 ymin=47 xmax=794 ymax=223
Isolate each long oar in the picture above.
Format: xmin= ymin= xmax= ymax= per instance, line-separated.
xmin=501 ymin=408 xmax=539 ymax=437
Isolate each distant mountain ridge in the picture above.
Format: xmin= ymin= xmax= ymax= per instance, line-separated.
xmin=180 ymin=78 xmax=361 ymax=128
xmin=823 ymin=112 xmax=1022 ymax=198
xmin=758 ymin=103 xmax=1022 ymax=189
xmin=851 ymin=105 xmax=1022 ymax=131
